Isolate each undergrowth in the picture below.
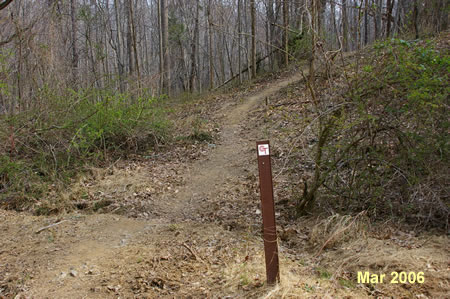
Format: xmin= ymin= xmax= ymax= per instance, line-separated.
xmin=0 ymin=87 xmax=171 ymax=213
xmin=301 ymin=36 xmax=449 ymax=229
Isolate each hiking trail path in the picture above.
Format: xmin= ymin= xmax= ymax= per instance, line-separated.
xmin=19 ymin=72 xmax=304 ymax=298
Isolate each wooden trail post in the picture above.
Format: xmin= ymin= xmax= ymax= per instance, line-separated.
xmin=256 ymin=140 xmax=280 ymax=284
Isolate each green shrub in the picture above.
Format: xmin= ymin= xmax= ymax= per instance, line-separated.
xmin=0 ymin=87 xmax=171 ymax=212
xmin=289 ymin=30 xmax=312 ymax=61
xmin=66 ymin=89 xmax=170 ymax=159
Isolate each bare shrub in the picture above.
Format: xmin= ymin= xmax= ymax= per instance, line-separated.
xmin=298 ymin=37 xmax=449 ymax=229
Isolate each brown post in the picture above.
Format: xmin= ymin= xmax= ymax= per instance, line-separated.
xmin=256 ymin=140 xmax=280 ymax=284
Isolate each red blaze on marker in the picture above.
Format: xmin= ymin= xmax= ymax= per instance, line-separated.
xmin=259 ymin=145 xmax=269 ymax=155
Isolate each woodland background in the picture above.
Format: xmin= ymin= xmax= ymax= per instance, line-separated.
xmin=0 ymin=0 xmax=447 ymax=103
xmin=0 ymin=0 xmax=448 ymax=228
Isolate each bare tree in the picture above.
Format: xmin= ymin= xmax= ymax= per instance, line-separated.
xmin=283 ymin=0 xmax=289 ymax=66
xmin=375 ymin=0 xmax=382 ymax=40
xmin=386 ymin=0 xmax=394 ymax=37
xmin=364 ymin=0 xmax=369 ymax=45
xmin=1 ymin=0 xmax=448 ymax=105
xmin=250 ymin=0 xmax=256 ymax=78
xmin=342 ymin=0 xmax=349 ymax=51
xmin=208 ymin=0 xmax=214 ymax=89
xmin=189 ymin=0 xmax=199 ymax=92
xmin=113 ymin=0 xmax=125 ymax=91
xmin=158 ymin=0 xmax=170 ymax=95
xmin=413 ymin=0 xmax=419 ymax=38
xmin=70 ymin=0 xmax=78 ymax=85
xmin=238 ymin=0 xmax=243 ymax=83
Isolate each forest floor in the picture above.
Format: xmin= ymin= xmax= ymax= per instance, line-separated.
xmin=1 ymin=68 xmax=449 ymax=298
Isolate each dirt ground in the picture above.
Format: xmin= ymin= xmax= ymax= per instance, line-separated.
xmin=1 ymin=70 xmax=449 ymax=298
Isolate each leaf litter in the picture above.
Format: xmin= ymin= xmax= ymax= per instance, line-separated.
xmin=0 ymin=68 xmax=448 ymax=298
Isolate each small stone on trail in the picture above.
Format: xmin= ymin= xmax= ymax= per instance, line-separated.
xmin=107 ymin=285 xmax=121 ymax=292
xmin=69 ymin=270 xmax=78 ymax=277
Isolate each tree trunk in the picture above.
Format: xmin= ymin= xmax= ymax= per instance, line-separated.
xmin=267 ymin=0 xmax=274 ymax=70
xmin=250 ymin=0 xmax=256 ymax=78
xmin=392 ymin=0 xmax=401 ymax=36
xmin=375 ymin=0 xmax=382 ymax=39
xmin=244 ymin=0 xmax=251 ymax=80
xmin=364 ymin=0 xmax=369 ymax=45
xmin=160 ymin=0 xmax=170 ymax=95
xmin=317 ymin=0 xmax=326 ymax=35
xmin=309 ymin=0 xmax=316 ymax=83
xmin=220 ymin=34 xmax=226 ymax=83
xmin=158 ymin=0 xmax=164 ymax=93
xmin=413 ymin=0 xmax=419 ymax=38
xmin=224 ymin=34 xmax=234 ymax=79
xmin=129 ymin=0 xmax=140 ymax=83
xmin=124 ymin=0 xmax=133 ymax=74
xmin=441 ymin=0 xmax=448 ymax=31
xmin=283 ymin=0 xmax=289 ymax=66
xmin=238 ymin=0 xmax=243 ymax=83
xmin=342 ymin=0 xmax=349 ymax=51
xmin=70 ymin=0 xmax=78 ymax=85
xmin=386 ymin=0 xmax=394 ymax=38
xmin=330 ymin=0 xmax=338 ymax=49
xmin=189 ymin=1 xmax=199 ymax=92
xmin=434 ymin=0 xmax=448 ymax=32
xmin=114 ymin=0 xmax=124 ymax=92
xmin=208 ymin=0 xmax=214 ymax=89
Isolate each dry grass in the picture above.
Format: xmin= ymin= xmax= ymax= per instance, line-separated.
xmin=218 ymin=236 xmax=369 ymax=298
xmin=310 ymin=212 xmax=369 ymax=255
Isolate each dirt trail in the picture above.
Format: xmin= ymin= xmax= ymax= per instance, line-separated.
xmin=11 ymin=72 xmax=303 ymax=298
xmin=3 ymin=70 xmax=448 ymax=298
xmin=163 ymin=73 xmax=303 ymax=221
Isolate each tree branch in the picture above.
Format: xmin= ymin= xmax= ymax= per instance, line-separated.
xmin=0 ymin=0 xmax=14 ymax=11
xmin=0 ymin=19 xmax=38 ymax=47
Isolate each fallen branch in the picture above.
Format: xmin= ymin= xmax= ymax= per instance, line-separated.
xmin=35 ymin=220 xmax=68 ymax=234
xmin=214 ymin=50 xmax=275 ymax=90
xmin=182 ymin=242 xmax=206 ymax=265
xmin=271 ymin=101 xmax=310 ymax=108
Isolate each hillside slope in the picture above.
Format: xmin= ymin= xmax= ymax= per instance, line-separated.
xmin=1 ymin=44 xmax=449 ymax=298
